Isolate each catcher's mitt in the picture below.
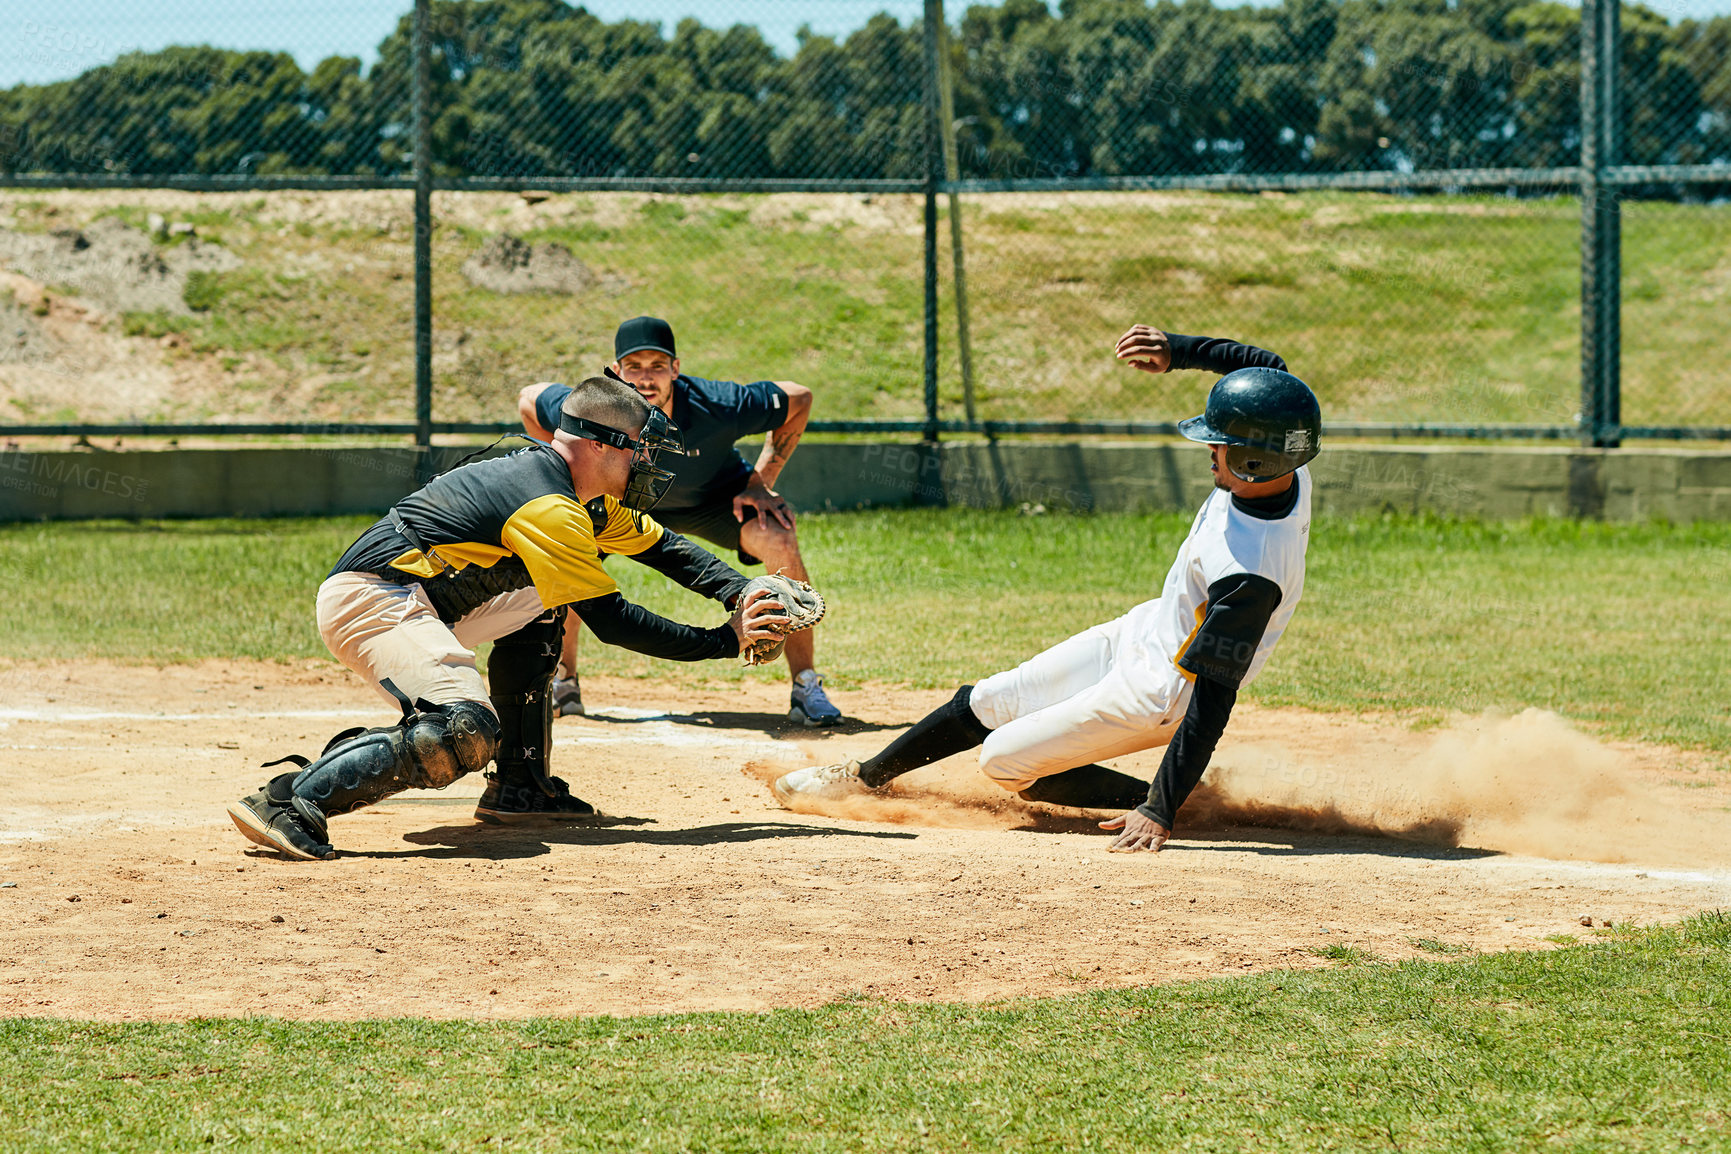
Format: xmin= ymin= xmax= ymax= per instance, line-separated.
xmin=739 ymin=571 xmax=826 ymax=666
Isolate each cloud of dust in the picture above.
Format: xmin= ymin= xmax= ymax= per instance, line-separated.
xmin=744 ymin=710 xmax=1729 ymax=867
xmin=1191 ymin=708 xmax=1731 ymax=867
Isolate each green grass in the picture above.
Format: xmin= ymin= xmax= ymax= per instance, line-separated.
xmin=1 ymin=510 xmax=1728 ymax=753
xmin=0 ymin=516 xmax=358 ymax=662
xmin=5 ymin=190 xmax=1728 ymax=427
xmin=1309 ymin=942 xmax=1381 ymax=964
xmin=2 ymin=911 xmax=1727 ymax=1151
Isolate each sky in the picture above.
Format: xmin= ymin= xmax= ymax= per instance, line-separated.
xmin=6 ymin=0 xmax=1731 ymax=89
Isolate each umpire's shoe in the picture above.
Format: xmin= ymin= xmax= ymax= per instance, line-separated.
xmin=474 ymin=765 xmax=599 ymax=824
xmin=789 ymin=670 xmax=843 ymax=727
xmin=551 ymin=675 xmax=585 ymax=718
xmin=227 ymin=773 xmax=336 ymax=861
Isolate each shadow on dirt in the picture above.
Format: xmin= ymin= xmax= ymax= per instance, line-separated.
xmin=580 ymin=709 xmax=905 ymax=736
xmin=372 ymin=819 xmax=920 ymax=860
xmin=1179 ymin=789 xmax=1493 ymax=857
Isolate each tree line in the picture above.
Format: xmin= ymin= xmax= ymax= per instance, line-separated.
xmin=2 ymin=0 xmax=1727 ymax=183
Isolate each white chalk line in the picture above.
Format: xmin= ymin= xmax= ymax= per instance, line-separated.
xmin=1471 ymin=853 xmax=1731 ymax=891
xmin=555 ymin=707 xmax=805 ymax=762
xmin=0 ymin=707 xmax=804 ymax=843
xmin=0 ymin=708 xmax=388 ymax=723
xmin=0 ymin=810 xmax=214 ymax=843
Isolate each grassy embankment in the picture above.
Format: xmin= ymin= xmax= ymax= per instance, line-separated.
xmin=1 ymin=510 xmax=1726 ymax=754
xmin=4 ymin=189 xmax=1728 ymax=427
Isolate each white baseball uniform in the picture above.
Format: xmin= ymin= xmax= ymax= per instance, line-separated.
xmin=968 ymin=466 xmax=1313 ymax=792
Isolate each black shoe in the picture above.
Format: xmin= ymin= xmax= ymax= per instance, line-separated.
xmin=227 ymin=773 xmax=335 ymax=860
xmin=474 ymin=768 xmax=598 ymax=824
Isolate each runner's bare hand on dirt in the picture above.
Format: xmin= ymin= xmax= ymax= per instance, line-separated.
xmin=1099 ymin=809 xmax=1170 ymax=853
xmin=1114 ymin=324 xmax=1172 ymax=374
xmin=729 ymin=586 xmax=791 ymax=654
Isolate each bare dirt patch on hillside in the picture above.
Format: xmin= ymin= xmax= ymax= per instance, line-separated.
xmin=0 ymin=660 xmax=1726 ymax=1022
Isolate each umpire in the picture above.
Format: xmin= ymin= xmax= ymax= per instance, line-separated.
xmin=520 ymin=315 xmax=842 ymax=726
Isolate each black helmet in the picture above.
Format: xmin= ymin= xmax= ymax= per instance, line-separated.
xmin=1178 ymin=367 xmax=1321 ymax=482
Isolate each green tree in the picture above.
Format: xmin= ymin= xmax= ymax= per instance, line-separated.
xmin=0 ymin=0 xmax=1723 ymax=186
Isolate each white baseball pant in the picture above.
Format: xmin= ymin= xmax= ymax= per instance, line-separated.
xmin=967 ymin=602 xmax=1185 ymax=792
xmin=316 ymin=571 xmax=551 ymax=714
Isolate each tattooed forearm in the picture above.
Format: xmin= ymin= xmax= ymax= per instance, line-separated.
xmin=754 ymin=384 xmax=811 ymax=487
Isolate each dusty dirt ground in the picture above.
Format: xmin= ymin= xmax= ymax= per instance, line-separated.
xmin=1 ymin=659 xmax=1728 ymax=1022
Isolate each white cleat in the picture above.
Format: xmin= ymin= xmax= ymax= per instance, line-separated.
xmin=771 ymin=760 xmax=869 ymax=808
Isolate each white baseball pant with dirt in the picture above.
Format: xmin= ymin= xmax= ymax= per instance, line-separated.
xmin=966 ymin=598 xmax=1187 ymax=793
xmin=315 ymin=571 xmax=549 ymax=715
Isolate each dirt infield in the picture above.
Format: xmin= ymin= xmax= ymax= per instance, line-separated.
xmin=2 ymin=660 xmax=1728 ymax=1022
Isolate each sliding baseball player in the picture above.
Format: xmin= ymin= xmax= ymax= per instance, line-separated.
xmin=771 ymin=323 xmax=1319 ymax=852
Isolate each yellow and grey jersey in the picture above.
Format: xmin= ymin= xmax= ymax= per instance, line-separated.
xmin=331 ymin=444 xmax=664 ymax=616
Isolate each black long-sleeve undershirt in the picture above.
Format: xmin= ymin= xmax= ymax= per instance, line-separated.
xmin=629 ymin=529 xmax=750 ymax=606
xmin=570 ymin=593 xmax=737 ymax=662
xmin=1167 ymin=332 xmax=1287 ymax=375
xmin=1140 ymin=570 xmax=1283 ymax=830
xmin=1139 ymin=674 xmax=1237 ymax=830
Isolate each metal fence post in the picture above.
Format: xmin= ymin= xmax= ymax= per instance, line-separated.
xmin=921 ymin=0 xmax=943 ymax=445
xmin=933 ymin=0 xmax=977 ymax=429
xmin=1580 ymin=0 xmax=1622 ymax=449
xmin=413 ymin=0 xmax=434 ymax=467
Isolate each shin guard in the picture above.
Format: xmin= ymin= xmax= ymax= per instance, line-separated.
xmin=487 ymin=608 xmax=565 ymax=796
xmin=288 ymin=699 xmax=500 ymax=816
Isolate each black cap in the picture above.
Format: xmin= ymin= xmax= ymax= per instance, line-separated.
xmin=614 ymin=316 xmax=677 ymax=360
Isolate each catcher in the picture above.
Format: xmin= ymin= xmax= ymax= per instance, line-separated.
xmin=227 ymin=375 xmax=823 ymax=861
xmin=772 ymin=324 xmax=1316 ymax=853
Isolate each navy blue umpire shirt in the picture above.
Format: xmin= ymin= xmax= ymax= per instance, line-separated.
xmin=535 ymin=376 xmax=789 ymax=511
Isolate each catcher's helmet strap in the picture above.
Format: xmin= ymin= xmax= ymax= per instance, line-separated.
xmin=556 ymin=405 xmax=685 ymax=513
xmin=557 ymin=413 xmax=645 ymax=451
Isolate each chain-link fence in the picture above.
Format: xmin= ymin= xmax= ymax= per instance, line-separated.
xmin=1 ymin=0 xmax=1727 ymax=443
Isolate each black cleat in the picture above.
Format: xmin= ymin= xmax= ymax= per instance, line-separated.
xmin=474 ymin=769 xmax=599 ymax=824
xmin=227 ymin=773 xmax=335 ymax=861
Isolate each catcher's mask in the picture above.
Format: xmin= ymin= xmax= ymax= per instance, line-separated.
xmin=1178 ymin=367 xmax=1321 ymax=483
xmin=558 ymin=406 xmax=685 ymax=512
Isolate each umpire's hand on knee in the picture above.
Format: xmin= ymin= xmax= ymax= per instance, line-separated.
xmin=1099 ymin=809 xmax=1170 ymax=853
xmin=734 ymin=481 xmax=795 ymax=530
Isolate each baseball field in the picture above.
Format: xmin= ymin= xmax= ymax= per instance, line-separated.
xmin=2 ymin=509 xmax=1728 ymax=1149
